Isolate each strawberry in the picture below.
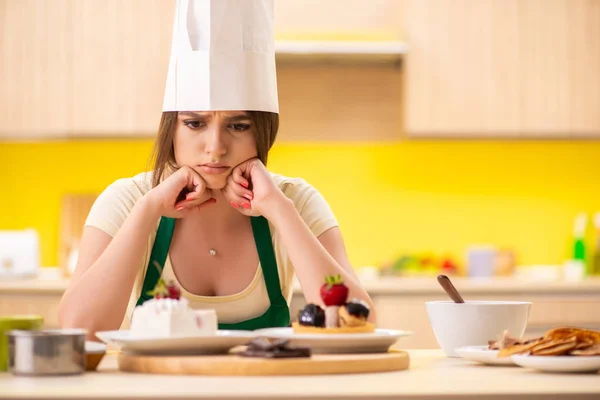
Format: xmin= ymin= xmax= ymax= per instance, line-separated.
xmin=320 ymin=274 xmax=349 ymax=306
xmin=145 ymin=261 xmax=181 ymax=300
xmin=166 ymin=282 xmax=181 ymax=300
xmin=147 ymin=278 xmax=181 ymax=300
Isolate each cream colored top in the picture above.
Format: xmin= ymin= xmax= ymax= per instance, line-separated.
xmin=84 ymin=171 xmax=338 ymax=328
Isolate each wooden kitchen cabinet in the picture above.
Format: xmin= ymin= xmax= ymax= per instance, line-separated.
xmin=0 ymin=0 xmax=71 ymax=139
xmin=404 ymin=0 xmax=600 ymax=138
xmin=68 ymin=0 xmax=405 ymax=139
xmin=1 ymin=0 xmax=405 ymax=140
xmin=274 ymin=0 xmax=403 ymax=40
xmin=69 ymin=0 xmax=172 ymax=136
xmin=0 ymin=0 xmax=172 ymax=138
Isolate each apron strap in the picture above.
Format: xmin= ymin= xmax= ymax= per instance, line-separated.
xmin=136 ymin=216 xmax=176 ymax=307
xmin=136 ymin=216 xmax=283 ymax=312
xmin=250 ymin=216 xmax=282 ymax=305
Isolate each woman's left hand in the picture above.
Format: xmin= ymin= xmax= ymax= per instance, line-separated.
xmin=221 ymin=158 xmax=287 ymax=217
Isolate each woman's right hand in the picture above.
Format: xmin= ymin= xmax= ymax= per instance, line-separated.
xmin=145 ymin=166 xmax=215 ymax=218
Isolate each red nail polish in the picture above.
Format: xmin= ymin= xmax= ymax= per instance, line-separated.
xmin=176 ymin=206 xmax=184 ymax=211
xmin=241 ymin=202 xmax=251 ymax=209
xmin=230 ymin=201 xmax=239 ymax=209
xmin=241 ymin=182 xmax=248 ymax=188
xmin=210 ymin=197 xmax=217 ymax=203
xmin=244 ymin=193 xmax=253 ymax=200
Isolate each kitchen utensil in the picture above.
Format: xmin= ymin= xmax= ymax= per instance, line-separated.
xmin=426 ymin=301 xmax=531 ymax=358
xmin=0 ymin=315 xmax=43 ymax=371
xmin=118 ymin=350 xmax=409 ymax=376
xmin=437 ymin=274 xmax=465 ymax=303
xmin=7 ymin=329 xmax=86 ymax=375
xmin=58 ymin=194 xmax=98 ymax=277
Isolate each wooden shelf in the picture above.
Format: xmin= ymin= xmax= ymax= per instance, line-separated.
xmin=274 ymin=40 xmax=407 ymax=64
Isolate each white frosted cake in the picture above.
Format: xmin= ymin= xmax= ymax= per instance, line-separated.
xmin=130 ymin=297 xmax=217 ymax=338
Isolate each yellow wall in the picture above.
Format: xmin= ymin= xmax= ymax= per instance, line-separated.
xmin=1 ymin=140 xmax=599 ymax=270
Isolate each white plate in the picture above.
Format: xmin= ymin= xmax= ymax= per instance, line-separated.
xmin=511 ymin=354 xmax=600 ymax=373
xmin=255 ymin=327 xmax=413 ymax=354
xmin=455 ymin=346 xmax=515 ymax=366
xmin=95 ymin=330 xmax=256 ymax=355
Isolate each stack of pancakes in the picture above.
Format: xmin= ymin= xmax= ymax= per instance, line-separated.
xmin=492 ymin=327 xmax=600 ymax=357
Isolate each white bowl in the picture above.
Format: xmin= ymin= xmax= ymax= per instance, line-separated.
xmin=425 ymin=301 xmax=531 ymax=357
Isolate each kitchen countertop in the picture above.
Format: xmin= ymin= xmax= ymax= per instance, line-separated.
xmin=2 ymin=271 xmax=600 ymax=295
xmin=1 ymin=350 xmax=598 ymax=399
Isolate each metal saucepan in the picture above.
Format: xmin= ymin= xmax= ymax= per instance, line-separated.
xmin=7 ymin=329 xmax=87 ymax=376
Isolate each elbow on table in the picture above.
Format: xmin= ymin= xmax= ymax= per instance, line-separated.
xmin=58 ymin=301 xmax=108 ymax=342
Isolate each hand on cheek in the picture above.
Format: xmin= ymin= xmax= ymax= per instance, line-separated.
xmin=223 ymin=158 xmax=284 ymax=217
xmin=147 ymin=166 xmax=216 ymax=218
xmin=223 ymin=165 xmax=260 ymax=217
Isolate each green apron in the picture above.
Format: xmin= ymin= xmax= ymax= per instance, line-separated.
xmin=135 ymin=216 xmax=290 ymax=330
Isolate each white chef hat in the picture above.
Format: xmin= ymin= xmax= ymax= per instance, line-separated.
xmin=162 ymin=0 xmax=279 ymax=113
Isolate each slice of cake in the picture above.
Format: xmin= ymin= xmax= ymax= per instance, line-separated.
xmin=293 ymin=274 xmax=375 ymax=334
xmin=130 ymin=297 xmax=217 ymax=338
xmin=130 ymin=269 xmax=217 ymax=338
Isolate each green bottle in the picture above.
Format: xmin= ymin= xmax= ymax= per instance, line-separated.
xmin=574 ymin=237 xmax=586 ymax=262
xmin=571 ymin=213 xmax=588 ymax=277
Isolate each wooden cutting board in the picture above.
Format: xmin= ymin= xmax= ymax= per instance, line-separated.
xmin=58 ymin=193 xmax=98 ymax=276
xmin=118 ymin=350 xmax=409 ymax=376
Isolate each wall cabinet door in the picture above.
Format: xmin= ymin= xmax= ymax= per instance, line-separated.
xmin=67 ymin=0 xmax=404 ymax=138
xmin=274 ymin=0 xmax=403 ymax=40
xmin=1 ymin=0 xmax=405 ymax=140
xmin=69 ymin=0 xmax=173 ymax=136
xmin=404 ymin=0 xmax=600 ymax=138
xmin=0 ymin=0 xmax=172 ymax=138
xmin=0 ymin=0 xmax=71 ymax=138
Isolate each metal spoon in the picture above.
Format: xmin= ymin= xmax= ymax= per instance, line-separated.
xmin=437 ymin=274 xmax=465 ymax=303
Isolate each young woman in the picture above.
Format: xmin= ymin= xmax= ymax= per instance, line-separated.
xmin=58 ymin=110 xmax=376 ymax=337
xmin=58 ymin=0 xmax=375 ymax=338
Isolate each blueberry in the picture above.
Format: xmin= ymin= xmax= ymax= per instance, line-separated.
xmin=297 ymin=304 xmax=325 ymax=327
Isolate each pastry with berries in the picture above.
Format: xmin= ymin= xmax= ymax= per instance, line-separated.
xmin=292 ymin=274 xmax=375 ymax=334
xmin=339 ymin=299 xmax=371 ymax=327
xmin=129 ymin=262 xmax=218 ymax=338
